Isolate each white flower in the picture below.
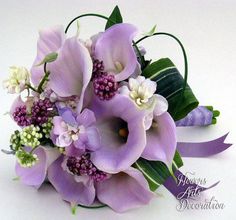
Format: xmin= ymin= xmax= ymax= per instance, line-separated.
xmin=119 ymin=75 xmax=168 ymax=130
xmin=128 ymin=76 xmax=157 ymax=107
xmin=3 ymin=66 xmax=30 ymax=93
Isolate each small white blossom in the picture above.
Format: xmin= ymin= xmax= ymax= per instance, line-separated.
xmin=3 ymin=66 xmax=30 ymax=94
xmin=128 ymin=76 xmax=157 ymax=108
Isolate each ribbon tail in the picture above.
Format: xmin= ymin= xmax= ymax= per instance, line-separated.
xmin=177 ymin=132 xmax=233 ymax=157
xmin=163 ymin=170 xmax=220 ymax=199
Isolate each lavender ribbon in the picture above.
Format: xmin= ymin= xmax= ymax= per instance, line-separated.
xmin=177 ymin=133 xmax=232 ymax=157
xmin=164 ymin=133 xmax=232 ymax=199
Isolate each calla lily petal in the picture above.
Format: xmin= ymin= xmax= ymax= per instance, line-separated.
xmin=31 ymin=25 xmax=65 ymax=85
xmin=141 ymin=112 xmax=177 ymax=167
xmin=48 ymin=156 xmax=95 ymax=205
xmin=96 ymin=167 xmax=154 ymax=212
xmin=94 ymin=23 xmax=140 ymax=81
xmin=15 ymin=147 xmax=60 ymax=188
xmin=48 ymin=37 xmax=93 ymax=112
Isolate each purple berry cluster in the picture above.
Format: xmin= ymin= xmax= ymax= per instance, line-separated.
xmin=92 ymin=59 xmax=118 ymax=100
xmin=13 ymin=105 xmax=32 ymax=127
xmin=13 ymin=98 xmax=55 ymax=126
xmin=92 ymin=59 xmax=104 ymax=79
xmin=31 ymin=98 xmax=55 ymax=125
xmin=93 ymin=73 xmax=118 ymax=100
xmin=66 ymin=153 xmax=108 ymax=182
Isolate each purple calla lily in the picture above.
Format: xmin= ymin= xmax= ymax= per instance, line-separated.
xmin=15 ymin=146 xmax=60 ymax=188
xmin=96 ymin=167 xmax=154 ymax=212
xmin=48 ymin=152 xmax=154 ymax=211
xmin=31 ymin=26 xmax=66 ymax=85
xmin=94 ymin=23 xmax=140 ymax=81
xmin=48 ymin=154 xmax=98 ymax=206
xmin=142 ymin=111 xmax=177 ymax=167
xmin=31 ymin=26 xmax=93 ymax=112
xmin=90 ymin=94 xmax=147 ymax=173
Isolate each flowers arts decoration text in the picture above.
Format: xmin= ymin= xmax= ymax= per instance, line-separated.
xmin=2 ymin=6 xmax=232 ymax=214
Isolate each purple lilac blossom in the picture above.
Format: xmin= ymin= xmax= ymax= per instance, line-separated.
xmin=51 ymin=108 xmax=100 ymax=152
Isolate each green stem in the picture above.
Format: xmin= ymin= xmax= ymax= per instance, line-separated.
xmin=78 ymin=204 xmax=107 ymax=209
xmin=132 ymin=40 xmax=146 ymax=68
xmin=135 ymin=32 xmax=188 ymax=92
xmin=37 ymin=63 xmax=49 ymax=93
xmin=26 ymin=84 xmax=38 ymax=93
xmin=29 ymin=145 xmax=40 ymax=154
xmin=65 ymin=13 xmax=116 ymax=34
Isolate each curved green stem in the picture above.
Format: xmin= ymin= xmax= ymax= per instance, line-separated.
xmin=78 ymin=204 xmax=107 ymax=209
xmin=37 ymin=63 xmax=49 ymax=93
xmin=135 ymin=32 xmax=188 ymax=91
xmin=65 ymin=13 xmax=116 ymax=34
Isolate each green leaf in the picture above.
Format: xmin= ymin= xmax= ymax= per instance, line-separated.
xmin=105 ymin=5 xmax=123 ymax=30
xmin=36 ymin=52 xmax=58 ymax=66
xmin=133 ymin=151 xmax=183 ymax=192
xmin=143 ymin=24 xmax=157 ymax=37
xmin=205 ymin=106 xmax=220 ymax=124
xmin=142 ymin=58 xmax=175 ymax=78
xmin=143 ymin=58 xmax=199 ymax=121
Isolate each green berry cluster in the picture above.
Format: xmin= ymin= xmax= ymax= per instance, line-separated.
xmin=16 ymin=150 xmax=38 ymax=168
xmin=10 ymin=130 xmax=21 ymax=151
xmin=20 ymin=125 xmax=43 ymax=148
xmin=41 ymin=118 xmax=53 ymax=138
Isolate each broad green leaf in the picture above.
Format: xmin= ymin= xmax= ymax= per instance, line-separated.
xmin=36 ymin=52 xmax=58 ymax=66
xmin=143 ymin=58 xmax=199 ymax=121
xmin=133 ymin=151 xmax=183 ymax=192
xmin=142 ymin=58 xmax=175 ymax=78
xmin=105 ymin=6 xmax=123 ymax=30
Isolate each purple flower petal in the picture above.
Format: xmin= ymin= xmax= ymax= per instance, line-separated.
xmin=49 ymin=37 xmax=93 ymax=112
xmin=15 ymin=147 xmax=59 ymax=188
xmin=90 ymin=94 xmax=147 ymax=173
xmin=31 ymin=26 xmax=65 ymax=85
xmin=96 ymin=167 xmax=154 ymax=212
xmin=52 ymin=116 xmax=67 ymax=135
xmin=65 ymin=144 xmax=85 ymax=157
xmin=94 ymin=23 xmax=140 ymax=81
xmin=141 ymin=112 xmax=177 ymax=167
xmin=48 ymin=156 xmax=95 ymax=205
xmin=60 ymin=109 xmax=77 ymax=126
xmin=76 ymin=108 xmax=96 ymax=127
xmin=86 ymin=126 xmax=101 ymax=151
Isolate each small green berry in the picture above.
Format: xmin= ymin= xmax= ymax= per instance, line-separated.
xmin=10 ymin=130 xmax=21 ymax=151
xmin=16 ymin=150 xmax=39 ymax=168
xmin=20 ymin=125 xmax=43 ymax=148
xmin=41 ymin=118 xmax=53 ymax=138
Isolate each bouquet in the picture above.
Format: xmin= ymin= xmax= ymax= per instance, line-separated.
xmin=2 ymin=6 xmax=232 ymax=213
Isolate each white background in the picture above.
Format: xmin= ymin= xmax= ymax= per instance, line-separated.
xmin=0 ymin=0 xmax=235 ymax=219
